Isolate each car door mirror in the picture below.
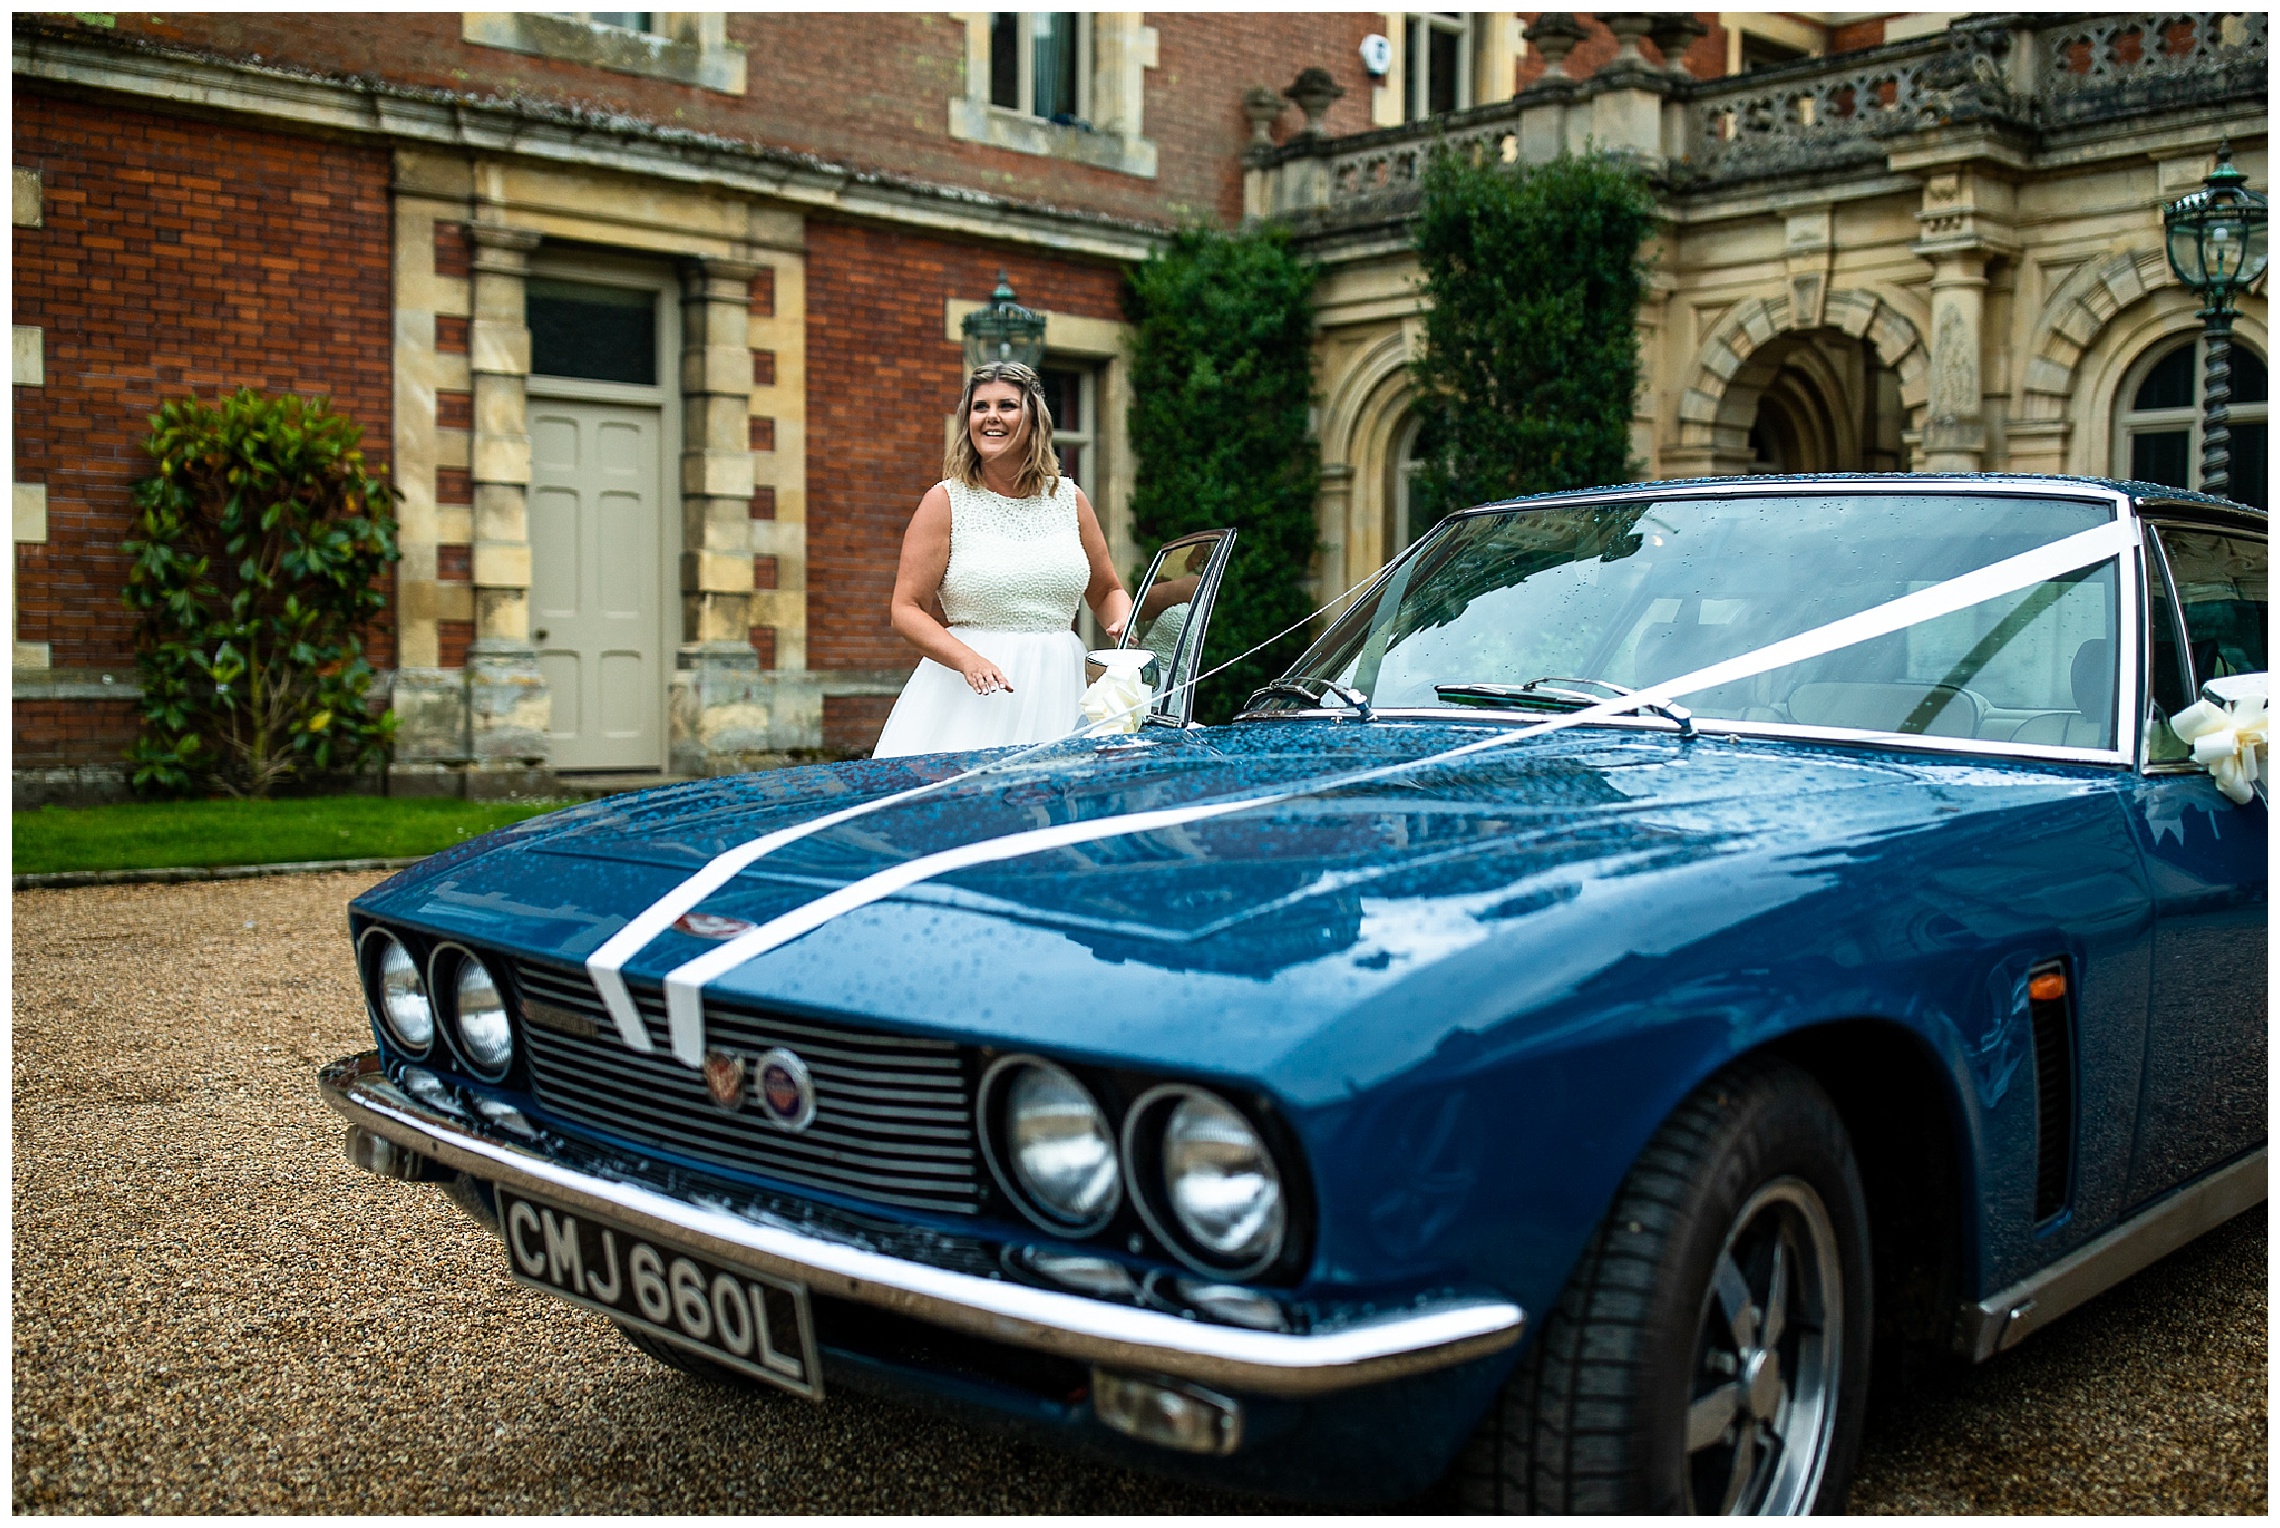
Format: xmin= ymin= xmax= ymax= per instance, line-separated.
xmin=1117 ymin=529 xmax=1238 ymax=727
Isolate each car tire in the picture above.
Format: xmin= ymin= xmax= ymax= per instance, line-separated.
xmin=615 ymin=1322 xmax=779 ymax=1391
xmin=1453 ymin=1055 xmax=1873 ymax=1514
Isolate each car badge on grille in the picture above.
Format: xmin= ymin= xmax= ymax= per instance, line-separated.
xmin=754 ymin=1047 xmax=817 ymax=1133
xmin=702 ymin=1049 xmax=749 ymax=1111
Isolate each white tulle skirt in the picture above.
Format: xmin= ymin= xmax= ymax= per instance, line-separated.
xmin=871 ymin=627 xmax=1088 ymax=759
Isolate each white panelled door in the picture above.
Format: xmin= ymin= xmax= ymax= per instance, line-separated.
xmin=528 ymin=400 xmax=665 ymax=770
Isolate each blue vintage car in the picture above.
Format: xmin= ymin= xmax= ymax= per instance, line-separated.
xmin=324 ymin=474 xmax=2265 ymax=1512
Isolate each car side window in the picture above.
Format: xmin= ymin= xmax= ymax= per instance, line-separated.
xmin=2150 ymin=525 xmax=2268 ymax=688
xmin=2142 ymin=537 xmax=2196 ymax=763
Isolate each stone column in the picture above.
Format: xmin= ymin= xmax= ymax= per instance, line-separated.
xmin=670 ymin=256 xmax=769 ymax=776
xmin=1911 ymin=168 xmax=2016 ymax=473
xmin=465 ymin=224 xmax=550 ymax=768
xmin=1918 ymin=251 xmax=1990 ymax=472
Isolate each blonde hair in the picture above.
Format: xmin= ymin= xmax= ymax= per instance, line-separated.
xmin=943 ymin=361 xmax=1060 ymax=499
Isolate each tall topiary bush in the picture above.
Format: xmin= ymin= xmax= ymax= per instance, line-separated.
xmin=1126 ymin=226 xmax=1320 ymax=724
xmin=122 ymin=388 xmax=400 ymax=797
xmin=1408 ymin=149 xmax=1659 ymax=535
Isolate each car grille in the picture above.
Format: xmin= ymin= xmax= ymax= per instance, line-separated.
xmin=511 ymin=960 xmax=982 ymax=1215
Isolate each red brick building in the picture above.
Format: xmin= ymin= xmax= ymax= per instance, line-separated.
xmin=17 ymin=12 xmax=2133 ymax=796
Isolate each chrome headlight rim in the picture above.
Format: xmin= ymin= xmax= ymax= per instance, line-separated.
xmin=357 ymin=925 xmax=434 ymax=1058
xmin=427 ymin=941 xmax=516 ymax=1083
xmin=978 ymin=1053 xmax=1125 ymax=1237
xmin=1121 ymin=1082 xmax=1290 ymax=1281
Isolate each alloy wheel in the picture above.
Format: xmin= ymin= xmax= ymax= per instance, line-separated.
xmin=1683 ymin=1175 xmax=1844 ymax=1513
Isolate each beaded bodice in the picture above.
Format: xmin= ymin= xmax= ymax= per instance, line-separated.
xmin=938 ymin=476 xmax=1090 ymax=633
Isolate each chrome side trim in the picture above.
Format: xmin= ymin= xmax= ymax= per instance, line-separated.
xmin=320 ymin=1054 xmax=1524 ymax=1395
xmin=1956 ymin=1146 xmax=2266 ymax=1363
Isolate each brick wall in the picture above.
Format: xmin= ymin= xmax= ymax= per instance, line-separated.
xmin=803 ymin=219 xmax=1126 ymax=692
xmin=12 ymin=91 xmax=394 ymax=760
xmin=11 ymin=698 xmax=140 ymax=766
xmin=72 ymin=13 xmax=1376 ymax=231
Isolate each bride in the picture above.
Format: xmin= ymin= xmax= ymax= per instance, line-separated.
xmin=871 ymin=361 xmax=1135 ymax=759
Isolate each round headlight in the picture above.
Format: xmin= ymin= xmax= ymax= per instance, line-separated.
xmin=1162 ymin=1092 xmax=1285 ymax=1266
xmin=369 ymin=932 xmax=433 ymax=1052
xmin=999 ymin=1061 xmax=1121 ymax=1231
xmin=451 ymin=955 xmax=513 ymax=1075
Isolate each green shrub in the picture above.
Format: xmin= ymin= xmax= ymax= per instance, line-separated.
xmin=122 ymin=389 xmax=400 ymax=797
xmin=1408 ymin=149 xmax=1659 ymax=536
xmin=1126 ymin=226 xmax=1321 ymax=723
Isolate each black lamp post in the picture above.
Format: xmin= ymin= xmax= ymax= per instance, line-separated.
xmin=960 ymin=273 xmax=1048 ymax=371
xmin=2162 ymin=140 xmax=2269 ymax=500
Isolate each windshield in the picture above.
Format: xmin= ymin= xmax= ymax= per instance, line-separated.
xmin=1267 ymin=492 xmax=2121 ymax=748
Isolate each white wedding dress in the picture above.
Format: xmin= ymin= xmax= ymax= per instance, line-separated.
xmin=871 ymin=476 xmax=1091 ymax=759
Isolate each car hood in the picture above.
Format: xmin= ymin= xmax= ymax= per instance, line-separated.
xmin=359 ymin=721 xmax=2117 ymax=1098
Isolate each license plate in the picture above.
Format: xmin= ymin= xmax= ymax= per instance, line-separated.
xmin=498 ymin=1188 xmax=823 ymax=1399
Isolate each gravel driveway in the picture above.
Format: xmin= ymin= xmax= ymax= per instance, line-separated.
xmin=12 ymin=873 xmax=2267 ymax=1513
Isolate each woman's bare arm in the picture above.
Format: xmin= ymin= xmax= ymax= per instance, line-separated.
xmin=889 ymin=484 xmax=1012 ymax=694
xmin=1075 ymin=488 xmax=1132 ymax=643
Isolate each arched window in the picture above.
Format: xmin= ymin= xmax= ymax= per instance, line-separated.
xmin=2114 ymin=335 xmax=2267 ymax=510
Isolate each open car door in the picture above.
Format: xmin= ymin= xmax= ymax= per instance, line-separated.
xmin=1113 ymin=528 xmax=1238 ymax=728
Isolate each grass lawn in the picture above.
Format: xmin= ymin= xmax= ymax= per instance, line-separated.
xmin=13 ymin=794 xmax=574 ymax=876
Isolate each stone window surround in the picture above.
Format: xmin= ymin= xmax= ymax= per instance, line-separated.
xmin=948 ymin=13 xmax=1159 ymax=180
xmin=461 ymin=12 xmax=747 ymax=95
xmin=940 ymin=300 xmax=1135 ymax=641
xmin=11 ymin=166 xmax=42 ymax=670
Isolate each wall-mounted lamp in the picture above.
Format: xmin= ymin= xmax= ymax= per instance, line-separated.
xmin=961 ymin=273 xmax=1048 ymax=371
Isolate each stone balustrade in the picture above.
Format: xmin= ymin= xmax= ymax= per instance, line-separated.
xmin=1246 ymin=12 xmax=2267 ymax=229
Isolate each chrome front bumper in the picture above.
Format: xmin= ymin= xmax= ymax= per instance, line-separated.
xmin=319 ymin=1053 xmax=1525 ymax=1397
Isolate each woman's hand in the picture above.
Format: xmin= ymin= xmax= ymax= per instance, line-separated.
xmin=958 ymin=654 xmax=1013 ymax=696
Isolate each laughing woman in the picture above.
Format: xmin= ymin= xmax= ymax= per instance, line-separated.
xmin=871 ymin=361 xmax=1135 ymax=759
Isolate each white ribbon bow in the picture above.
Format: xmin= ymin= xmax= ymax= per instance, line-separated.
xmin=1079 ymin=653 xmax=1153 ymax=736
xmin=2170 ymin=693 xmax=2269 ymax=805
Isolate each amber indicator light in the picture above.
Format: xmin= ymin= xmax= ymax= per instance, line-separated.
xmin=2028 ymin=970 xmax=2067 ymax=1003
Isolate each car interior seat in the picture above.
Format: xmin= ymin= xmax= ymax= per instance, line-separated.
xmin=2006 ymin=638 xmax=2113 ymax=748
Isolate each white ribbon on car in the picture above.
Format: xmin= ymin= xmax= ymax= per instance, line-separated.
xmin=2169 ymin=690 xmax=2269 ymax=804
xmin=599 ymin=518 xmax=2135 ymax=1067
xmin=584 ymin=571 xmax=1387 ymax=1053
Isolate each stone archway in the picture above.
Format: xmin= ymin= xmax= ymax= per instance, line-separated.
xmin=1317 ymin=324 xmax=1422 ymax=598
xmin=1668 ymin=288 xmax=1928 ymax=478
xmin=2012 ymin=247 xmax=2180 ymax=474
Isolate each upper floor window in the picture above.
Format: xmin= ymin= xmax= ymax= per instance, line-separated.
xmin=1406 ymin=13 xmax=1472 ymax=120
xmin=2115 ymin=336 xmax=2268 ymax=511
xmin=990 ymin=13 xmax=1090 ymax=125
xmin=950 ymin=14 xmax=1156 ymax=178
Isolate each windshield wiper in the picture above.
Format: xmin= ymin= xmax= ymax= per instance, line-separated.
xmin=1432 ymin=677 xmax=1694 ymax=736
xmin=1433 ymin=676 xmax=1624 ymax=710
xmin=1247 ymin=679 xmax=1375 ymax=721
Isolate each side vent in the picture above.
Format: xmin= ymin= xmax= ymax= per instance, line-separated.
xmin=2028 ymin=960 xmax=2075 ymax=1224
